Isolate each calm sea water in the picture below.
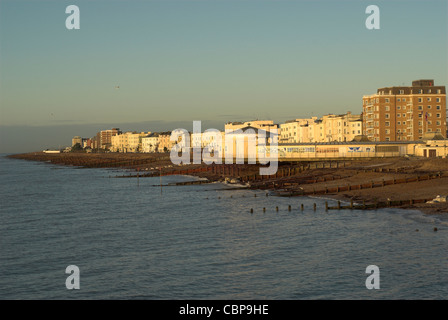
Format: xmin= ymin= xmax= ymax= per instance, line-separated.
xmin=0 ymin=154 xmax=447 ymax=300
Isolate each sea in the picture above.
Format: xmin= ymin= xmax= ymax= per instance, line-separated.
xmin=0 ymin=154 xmax=447 ymax=300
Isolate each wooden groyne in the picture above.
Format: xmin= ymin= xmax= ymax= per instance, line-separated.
xmin=8 ymin=152 xmax=172 ymax=169
xmin=325 ymin=198 xmax=435 ymax=210
xmin=115 ymin=166 xmax=213 ymax=178
xmin=273 ymin=172 xmax=445 ymax=197
xmin=244 ymin=198 xmax=437 ymax=214
xmin=166 ymin=180 xmax=212 ymax=186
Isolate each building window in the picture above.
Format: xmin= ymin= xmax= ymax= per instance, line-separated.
xmin=436 ymin=98 xmax=441 ymax=102
xmin=436 ymin=105 xmax=441 ymax=110
xmin=418 ymin=98 xmax=422 ymax=102
xmin=418 ymin=106 xmax=423 ymax=110
xmin=403 ymin=113 xmax=406 ymax=117
xmin=385 ymin=122 xmax=390 ymax=127
xmin=385 ymin=129 xmax=390 ymax=134
xmin=437 ymin=89 xmax=441 ymax=94
xmin=385 ymin=114 xmax=390 ymax=119
xmin=436 ymin=113 xmax=441 ymax=118
xmin=397 ymin=114 xmax=401 ymax=117
xmin=385 ymin=98 xmax=390 ymax=102
xmin=397 ymin=106 xmax=401 ymax=110
xmin=427 ymin=97 xmax=431 ymax=101
xmin=399 ymin=90 xmax=404 ymax=94
xmin=385 ymin=106 xmax=390 ymax=111
xmin=428 ymin=105 xmax=431 ymax=109
xmin=397 ymin=98 xmax=401 ymax=102
xmin=436 ymin=121 xmax=441 ymax=126
xmin=398 ymin=121 xmax=401 ymax=125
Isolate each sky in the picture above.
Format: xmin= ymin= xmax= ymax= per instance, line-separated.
xmin=0 ymin=0 xmax=447 ymax=153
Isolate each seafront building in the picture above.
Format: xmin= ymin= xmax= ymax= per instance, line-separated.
xmin=67 ymin=79 xmax=446 ymax=158
xmin=71 ymin=136 xmax=92 ymax=149
xmin=279 ymin=118 xmax=317 ymax=143
xmin=280 ymin=112 xmax=362 ymax=143
xmin=82 ymin=138 xmax=92 ymax=149
xmin=141 ymin=132 xmax=160 ymax=153
xmin=273 ymin=138 xmax=448 ymax=160
xmin=225 ymin=120 xmax=278 ymax=133
xmin=141 ymin=131 xmax=175 ymax=153
xmin=414 ymin=137 xmax=448 ymax=158
xmin=95 ymin=128 xmax=121 ymax=150
xmin=362 ymin=79 xmax=447 ymax=141
xmin=320 ymin=112 xmax=362 ymax=142
xmin=71 ymin=136 xmax=82 ymax=147
xmin=157 ymin=132 xmax=174 ymax=152
xmin=111 ymin=131 xmax=149 ymax=153
xmin=225 ymin=126 xmax=278 ymax=161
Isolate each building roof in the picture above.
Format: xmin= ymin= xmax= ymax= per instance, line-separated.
xmin=278 ymin=140 xmax=425 ymax=146
xmin=422 ymin=133 xmax=446 ymax=140
xmin=351 ymin=135 xmax=371 ymax=142
xmin=144 ymin=132 xmax=159 ymax=138
xmin=225 ymin=126 xmax=279 ymax=135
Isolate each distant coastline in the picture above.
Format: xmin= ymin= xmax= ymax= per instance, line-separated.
xmin=7 ymin=152 xmax=448 ymax=215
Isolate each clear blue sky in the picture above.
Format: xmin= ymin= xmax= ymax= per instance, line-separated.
xmin=0 ymin=0 xmax=447 ymax=152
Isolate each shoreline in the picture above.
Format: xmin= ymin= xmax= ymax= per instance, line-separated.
xmin=6 ymin=152 xmax=448 ymax=215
